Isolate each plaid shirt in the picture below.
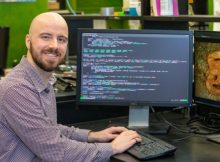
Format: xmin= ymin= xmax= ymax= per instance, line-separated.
xmin=0 ymin=57 xmax=112 ymax=162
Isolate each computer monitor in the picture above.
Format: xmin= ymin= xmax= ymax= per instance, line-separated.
xmin=0 ymin=26 xmax=9 ymax=75
xmin=194 ymin=31 xmax=220 ymax=109
xmin=63 ymin=16 xmax=93 ymax=65
xmin=76 ymin=29 xmax=193 ymax=132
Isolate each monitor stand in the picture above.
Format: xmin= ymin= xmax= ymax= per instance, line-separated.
xmin=128 ymin=105 xmax=170 ymax=135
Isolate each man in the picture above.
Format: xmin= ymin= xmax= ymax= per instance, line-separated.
xmin=0 ymin=12 xmax=141 ymax=162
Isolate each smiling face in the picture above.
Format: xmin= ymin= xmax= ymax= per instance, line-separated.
xmin=26 ymin=12 xmax=68 ymax=72
xmin=206 ymin=51 xmax=220 ymax=96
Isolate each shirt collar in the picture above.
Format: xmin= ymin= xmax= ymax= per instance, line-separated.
xmin=20 ymin=56 xmax=56 ymax=93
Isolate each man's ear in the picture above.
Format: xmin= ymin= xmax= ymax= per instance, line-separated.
xmin=25 ymin=34 xmax=31 ymax=49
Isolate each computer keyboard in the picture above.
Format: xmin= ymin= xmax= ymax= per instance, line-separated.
xmin=127 ymin=133 xmax=176 ymax=160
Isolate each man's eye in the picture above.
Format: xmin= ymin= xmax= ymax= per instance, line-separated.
xmin=41 ymin=35 xmax=51 ymax=40
xmin=58 ymin=37 xmax=67 ymax=44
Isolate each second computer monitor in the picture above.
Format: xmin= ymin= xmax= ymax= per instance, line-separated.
xmin=77 ymin=29 xmax=193 ymax=128
xmin=194 ymin=30 xmax=220 ymax=108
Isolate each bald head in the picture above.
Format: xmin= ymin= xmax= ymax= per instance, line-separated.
xmin=29 ymin=12 xmax=68 ymax=36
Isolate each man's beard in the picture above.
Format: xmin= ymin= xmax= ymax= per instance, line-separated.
xmin=30 ymin=42 xmax=64 ymax=72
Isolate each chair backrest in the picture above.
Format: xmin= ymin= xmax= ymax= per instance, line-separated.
xmin=0 ymin=26 xmax=9 ymax=74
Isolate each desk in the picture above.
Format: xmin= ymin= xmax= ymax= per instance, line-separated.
xmin=73 ymin=112 xmax=220 ymax=162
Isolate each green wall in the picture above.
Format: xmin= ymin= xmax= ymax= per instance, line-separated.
xmin=69 ymin=0 xmax=123 ymax=14
xmin=0 ymin=0 xmax=48 ymax=67
xmin=208 ymin=0 xmax=213 ymax=30
xmin=67 ymin=0 xmax=128 ymax=29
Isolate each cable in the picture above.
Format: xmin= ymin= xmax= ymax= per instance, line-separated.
xmin=149 ymin=106 xmax=192 ymax=134
xmin=65 ymin=0 xmax=76 ymax=16
xmin=172 ymin=134 xmax=194 ymax=142
xmin=149 ymin=106 xmax=220 ymax=136
xmin=155 ymin=110 xmax=220 ymax=135
xmin=146 ymin=107 xmax=220 ymax=142
xmin=159 ymin=113 xmax=192 ymax=134
xmin=187 ymin=113 xmax=220 ymax=130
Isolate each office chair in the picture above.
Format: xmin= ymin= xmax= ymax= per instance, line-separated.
xmin=0 ymin=26 xmax=9 ymax=75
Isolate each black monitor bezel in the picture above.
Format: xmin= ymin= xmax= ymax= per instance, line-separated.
xmin=76 ymin=29 xmax=193 ymax=107
xmin=0 ymin=26 xmax=9 ymax=72
xmin=194 ymin=30 xmax=220 ymax=108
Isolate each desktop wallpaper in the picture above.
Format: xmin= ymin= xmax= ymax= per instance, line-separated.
xmin=194 ymin=42 xmax=220 ymax=101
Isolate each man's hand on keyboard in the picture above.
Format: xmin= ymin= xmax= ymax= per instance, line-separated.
xmin=88 ymin=126 xmax=128 ymax=142
xmin=111 ymin=129 xmax=142 ymax=155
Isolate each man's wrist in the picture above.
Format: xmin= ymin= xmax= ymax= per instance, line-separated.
xmin=88 ymin=131 xmax=95 ymax=142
